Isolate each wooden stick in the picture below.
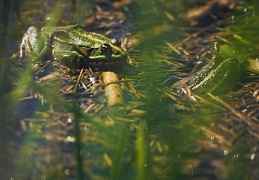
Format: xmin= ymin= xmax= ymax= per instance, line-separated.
xmin=102 ymin=72 xmax=124 ymax=107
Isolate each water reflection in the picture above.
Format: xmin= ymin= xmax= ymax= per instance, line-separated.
xmin=1 ymin=0 xmax=259 ymax=179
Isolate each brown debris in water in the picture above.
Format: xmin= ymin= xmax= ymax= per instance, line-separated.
xmin=185 ymin=0 xmax=236 ymax=23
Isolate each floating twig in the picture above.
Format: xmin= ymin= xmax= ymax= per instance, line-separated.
xmin=102 ymin=71 xmax=124 ymax=107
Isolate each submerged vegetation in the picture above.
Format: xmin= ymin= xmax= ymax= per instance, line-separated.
xmin=1 ymin=0 xmax=259 ymax=179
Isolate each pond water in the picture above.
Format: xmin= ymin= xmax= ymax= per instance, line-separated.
xmin=1 ymin=0 xmax=259 ymax=179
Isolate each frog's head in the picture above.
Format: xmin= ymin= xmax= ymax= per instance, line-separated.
xmin=86 ymin=38 xmax=127 ymax=66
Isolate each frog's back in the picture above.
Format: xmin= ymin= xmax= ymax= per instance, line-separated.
xmin=70 ymin=25 xmax=113 ymax=45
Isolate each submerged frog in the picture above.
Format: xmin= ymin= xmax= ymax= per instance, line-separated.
xmin=18 ymin=25 xmax=127 ymax=70
xmin=177 ymin=45 xmax=248 ymax=97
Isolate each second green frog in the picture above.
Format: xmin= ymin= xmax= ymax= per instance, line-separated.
xmin=18 ymin=25 xmax=127 ymax=69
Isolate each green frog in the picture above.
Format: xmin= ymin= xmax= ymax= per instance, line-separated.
xmin=18 ymin=25 xmax=127 ymax=70
xmin=177 ymin=44 xmax=248 ymax=97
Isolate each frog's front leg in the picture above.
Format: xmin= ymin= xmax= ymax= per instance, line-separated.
xmin=178 ymin=79 xmax=197 ymax=101
xmin=53 ymin=47 xmax=82 ymax=73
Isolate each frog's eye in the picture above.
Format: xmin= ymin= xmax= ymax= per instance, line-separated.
xmin=111 ymin=39 xmax=121 ymax=46
xmin=100 ymin=43 xmax=112 ymax=54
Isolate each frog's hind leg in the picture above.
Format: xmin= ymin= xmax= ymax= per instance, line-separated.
xmin=18 ymin=26 xmax=50 ymax=63
xmin=18 ymin=26 xmax=39 ymax=60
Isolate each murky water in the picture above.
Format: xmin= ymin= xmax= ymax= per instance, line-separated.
xmin=1 ymin=0 xmax=259 ymax=179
